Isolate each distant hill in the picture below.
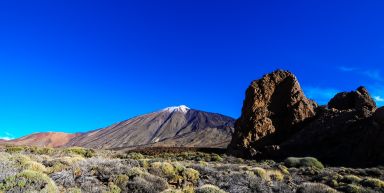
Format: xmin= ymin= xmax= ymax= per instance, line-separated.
xmin=66 ymin=105 xmax=235 ymax=149
xmin=5 ymin=132 xmax=80 ymax=148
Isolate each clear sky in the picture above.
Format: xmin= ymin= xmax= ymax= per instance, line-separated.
xmin=0 ymin=0 xmax=383 ymax=139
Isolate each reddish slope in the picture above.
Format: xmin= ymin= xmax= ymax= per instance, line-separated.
xmin=7 ymin=132 xmax=81 ymax=147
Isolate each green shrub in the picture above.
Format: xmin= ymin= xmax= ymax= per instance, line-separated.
xmin=0 ymin=170 xmax=58 ymax=192
xmin=67 ymin=187 xmax=82 ymax=193
xmin=29 ymin=147 xmax=54 ymax=155
xmin=107 ymin=182 xmax=121 ymax=193
xmin=266 ymin=170 xmax=284 ymax=181
xmin=5 ymin=146 xmax=24 ymax=153
xmin=127 ymin=152 xmax=145 ymax=160
xmin=113 ymin=174 xmax=129 ymax=187
xmin=183 ymin=168 xmax=199 ymax=183
xmin=252 ymin=167 xmax=268 ymax=180
xmin=64 ymin=147 xmax=94 ymax=158
xmin=284 ymin=157 xmax=324 ymax=169
xmin=210 ymin=154 xmax=223 ymax=162
xmin=277 ymin=165 xmax=290 ymax=175
xmin=151 ymin=162 xmax=176 ymax=178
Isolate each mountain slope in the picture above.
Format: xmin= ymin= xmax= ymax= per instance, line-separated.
xmin=67 ymin=105 xmax=235 ymax=149
xmin=6 ymin=132 xmax=80 ymax=148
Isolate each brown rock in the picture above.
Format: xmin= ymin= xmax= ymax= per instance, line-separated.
xmin=229 ymin=70 xmax=384 ymax=167
xmin=328 ymin=86 xmax=376 ymax=112
xmin=228 ymin=70 xmax=317 ymax=157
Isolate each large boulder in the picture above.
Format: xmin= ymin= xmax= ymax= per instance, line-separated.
xmin=228 ymin=70 xmax=317 ymax=157
xmin=328 ymin=86 xmax=376 ymax=112
xmin=229 ymin=70 xmax=384 ymax=167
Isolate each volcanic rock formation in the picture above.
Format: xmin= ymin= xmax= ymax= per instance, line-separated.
xmin=228 ymin=70 xmax=317 ymax=157
xmin=229 ymin=70 xmax=384 ymax=167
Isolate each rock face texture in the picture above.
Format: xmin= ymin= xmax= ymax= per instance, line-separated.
xmin=328 ymin=86 xmax=376 ymax=112
xmin=229 ymin=70 xmax=384 ymax=167
xmin=67 ymin=106 xmax=235 ymax=149
xmin=228 ymin=70 xmax=317 ymax=157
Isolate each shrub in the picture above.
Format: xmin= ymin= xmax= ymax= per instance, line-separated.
xmin=29 ymin=147 xmax=54 ymax=155
xmin=25 ymin=161 xmax=47 ymax=173
xmin=338 ymin=184 xmax=364 ymax=193
xmin=210 ymin=154 xmax=223 ymax=162
xmin=0 ymin=160 xmax=18 ymax=182
xmin=284 ymin=157 xmax=324 ymax=169
xmin=51 ymin=170 xmax=76 ymax=188
xmin=64 ymin=147 xmax=94 ymax=158
xmin=126 ymin=174 xmax=169 ymax=193
xmin=0 ymin=170 xmax=58 ymax=193
xmin=195 ymin=184 xmax=227 ymax=193
xmin=151 ymin=162 xmax=176 ymax=178
xmin=113 ymin=174 xmax=129 ymax=187
xmin=127 ymin=152 xmax=145 ymax=160
xmin=296 ymin=182 xmax=338 ymax=193
xmin=11 ymin=154 xmax=47 ymax=173
xmin=107 ymin=182 xmax=122 ymax=193
xmin=266 ymin=170 xmax=284 ymax=181
xmin=361 ymin=177 xmax=384 ymax=189
xmin=183 ymin=168 xmax=199 ymax=183
xmin=252 ymin=167 xmax=268 ymax=180
xmin=127 ymin=167 xmax=144 ymax=178
xmin=341 ymin=175 xmax=362 ymax=184
xmin=277 ymin=165 xmax=290 ymax=175
xmin=67 ymin=187 xmax=82 ymax=193
xmin=5 ymin=146 xmax=24 ymax=153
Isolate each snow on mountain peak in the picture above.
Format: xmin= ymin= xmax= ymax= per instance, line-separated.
xmin=162 ymin=105 xmax=190 ymax=113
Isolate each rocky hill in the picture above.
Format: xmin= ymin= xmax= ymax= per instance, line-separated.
xmin=5 ymin=132 xmax=80 ymax=148
xmin=67 ymin=105 xmax=235 ymax=149
xmin=228 ymin=70 xmax=384 ymax=167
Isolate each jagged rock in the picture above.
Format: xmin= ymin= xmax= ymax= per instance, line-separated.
xmin=228 ymin=70 xmax=317 ymax=157
xmin=229 ymin=70 xmax=384 ymax=167
xmin=328 ymin=86 xmax=377 ymax=112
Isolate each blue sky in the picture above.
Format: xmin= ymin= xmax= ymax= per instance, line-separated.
xmin=0 ymin=0 xmax=383 ymax=139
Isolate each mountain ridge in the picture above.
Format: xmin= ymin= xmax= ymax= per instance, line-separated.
xmin=4 ymin=106 xmax=235 ymax=149
xmin=66 ymin=105 xmax=235 ymax=149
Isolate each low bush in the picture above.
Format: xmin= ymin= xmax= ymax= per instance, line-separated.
xmin=5 ymin=146 xmax=24 ymax=153
xmin=126 ymin=152 xmax=145 ymax=160
xmin=183 ymin=168 xmax=199 ymax=183
xmin=29 ymin=146 xmax=54 ymax=155
xmin=64 ymin=147 xmax=95 ymax=158
xmin=252 ymin=167 xmax=268 ymax=180
xmin=284 ymin=157 xmax=324 ymax=169
xmin=360 ymin=177 xmax=384 ymax=190
xmin=341 ymin=175 xmax=362 ymax=184
xmin=0 ymin=170 xmax=58 ymax=193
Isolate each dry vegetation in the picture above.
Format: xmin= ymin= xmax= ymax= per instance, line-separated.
xmin=0 ymin=145 xmax=383 ymax=193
